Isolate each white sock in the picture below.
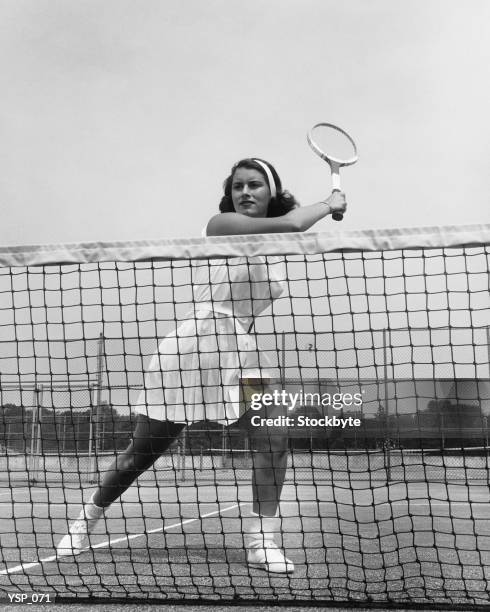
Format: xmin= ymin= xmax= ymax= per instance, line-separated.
xmin=80 ymin=494 xmax=105 ymax=520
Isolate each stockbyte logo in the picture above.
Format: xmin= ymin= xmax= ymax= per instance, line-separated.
xmin=248 ymin=412 xmax=362 ymax=429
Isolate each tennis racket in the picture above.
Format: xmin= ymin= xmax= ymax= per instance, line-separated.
xmin=307 ymin=122 xmax=358 ymax=221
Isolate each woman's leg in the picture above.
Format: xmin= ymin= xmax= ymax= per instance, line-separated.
xmin=249 ymin=426 xmax=289 ymax=517
xmin=57 ymin=415 xmax=184 ymax=556
xmin=241 ymin=400 xmax=293 ymax=573
xmin=93 ymin=415 xmax=185 ymax=507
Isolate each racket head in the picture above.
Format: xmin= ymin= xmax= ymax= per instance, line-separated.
xmin=307 ymin=122 xmax=358 ymax=167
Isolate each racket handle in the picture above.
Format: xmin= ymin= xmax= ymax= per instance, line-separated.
xmin=331 ymin=165 xmax=343 ymax=221
xmin=331 ymin=187 xmax=344 ymax=221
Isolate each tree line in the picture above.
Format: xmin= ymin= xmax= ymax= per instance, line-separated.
xmin=0 ymin=397 xmax=487 ymax=454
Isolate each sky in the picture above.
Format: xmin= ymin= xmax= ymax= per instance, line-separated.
xmin=1 ymin=0 xmax=489 ymax=247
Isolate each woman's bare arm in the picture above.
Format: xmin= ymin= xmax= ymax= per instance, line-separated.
xmin=206 ymin=191 xmax=347 ymax=236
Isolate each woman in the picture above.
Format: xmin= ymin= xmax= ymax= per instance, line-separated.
xmin=56 ymin=158 xmax=346 ymax=574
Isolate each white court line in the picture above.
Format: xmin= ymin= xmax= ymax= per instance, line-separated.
xmin=0 ymin=502 xmax=248 ymax=576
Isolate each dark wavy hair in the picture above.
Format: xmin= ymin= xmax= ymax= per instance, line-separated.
xmin=219 ymin=158 xmax=300 ymax=217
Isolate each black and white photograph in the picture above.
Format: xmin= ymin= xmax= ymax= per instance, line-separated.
xmin=0 ymin=1 xmax=489 ymax=610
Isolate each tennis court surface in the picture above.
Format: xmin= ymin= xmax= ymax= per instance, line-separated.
xmin=1 ymin=476 xmax=490 ymax=606
xmin=1 ymin=224 xmax=490 ymax=608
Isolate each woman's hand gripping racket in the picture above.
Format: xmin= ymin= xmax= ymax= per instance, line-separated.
xmin=307 ymin=123 xmax=358 ymax=221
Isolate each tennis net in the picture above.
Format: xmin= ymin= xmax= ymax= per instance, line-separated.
xmin=0 ymin=224 xmax=489 ymax=607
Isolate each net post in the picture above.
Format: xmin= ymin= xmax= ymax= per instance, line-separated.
xmin=281 ymin=331 xmax=286 ymax=386
xmin=486 ymin=326 xmax=490 ymax=449
xmin=383 ymin=329 xmax=391 ymax=481
xmin=30 ymin=385 xmax=43 ymax=485
xmin=487 ymin=326 xmax=490 ymax=378
xmin=28 ymin=387 xmax=38 ymax=482
xmin=181 ymin=426 xmax=187 ymax=482
xmin=221 ymin=423 xmax=226 ymax=467
xmin=440 ymin=412 xmax=445 ymax=450
xmin=37 ymin=386 xmax=44 ymax=483
xmin=87 ymin=383 xmax=97 ymax=484
xmin=94 ymin=333 xmax=104 ymax=457
xmin=61 ymin=411 xmax=67 ymax=453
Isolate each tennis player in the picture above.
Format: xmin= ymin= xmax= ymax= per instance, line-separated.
xmin=56 ymin=157 xmax=346 ymax=573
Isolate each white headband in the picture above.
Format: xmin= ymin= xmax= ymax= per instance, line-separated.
xmin=253 ymin=159 xmax=277 ymax=199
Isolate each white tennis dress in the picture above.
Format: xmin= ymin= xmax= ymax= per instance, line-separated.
xmin=132 ymin=249 xmax=285 ymax=425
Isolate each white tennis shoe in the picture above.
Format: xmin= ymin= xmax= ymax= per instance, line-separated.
xmin=243 ymin=512 xmax=295 ymax=574
xmin=246 ymin=539 xmax=295 ymax=574
xmin=56 ymin=502 xmax=104 ymax=557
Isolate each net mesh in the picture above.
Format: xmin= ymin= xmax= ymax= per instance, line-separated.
xmin=0 ymin=225 xmax=489 ymax=607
